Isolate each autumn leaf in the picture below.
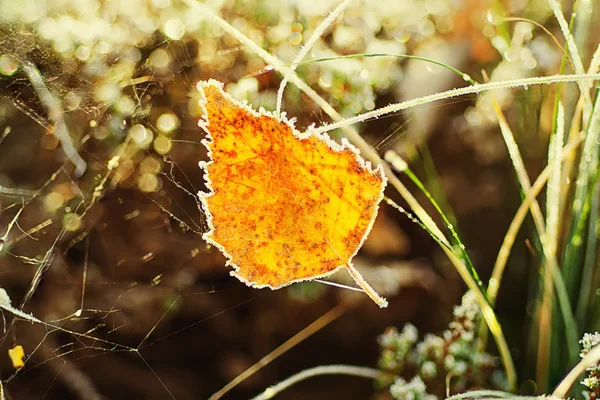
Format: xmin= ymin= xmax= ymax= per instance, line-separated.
xmin=8 ymin=345 xmax=25 ymax=369
xmin=197 ymin=80 xmax=388 ymax=307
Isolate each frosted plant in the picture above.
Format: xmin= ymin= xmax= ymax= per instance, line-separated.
xmin=389 ymin=376 xmax=436 ymax=400
xmin=377 ymin=291 xmax=506 ymax=398
xmin=581 ymin=332 xmax=600 ymax=399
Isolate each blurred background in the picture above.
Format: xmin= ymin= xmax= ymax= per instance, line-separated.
xmin=0 ymin=0 xmax=598 ymax=399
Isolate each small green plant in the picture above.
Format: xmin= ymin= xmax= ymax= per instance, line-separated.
xmin=389 ymin=376 xmax=436 ymax=400
xmin=377 ymin=291 xmax=506 ymax=399
xmin=581 ymin=333 xmax=600 ymax=399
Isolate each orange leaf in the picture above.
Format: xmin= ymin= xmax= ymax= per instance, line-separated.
xmin=197 ymin=80 xmax=388 ymax=307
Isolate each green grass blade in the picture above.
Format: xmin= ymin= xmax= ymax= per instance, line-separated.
xmin=487 ymin=131 xmax=584 ymax=309
xmin=383 ymin=151 xmax=516 ymax=391
xmin=289 ymin=53 xmax=477 ymax=85
xmin=420 ymin=143 xmax=458 ymax=229
xmin=384 ymin=196 xmax=454 ymax=255
xmin=491 ymin=97 xmax=579 ymax=366
xmin=562 ymin=86 xmax=600 ymax=298
xmin=385 ymin=150 xmax=482 ymax=291
xmin=539 ymin=100 xmax=566 ymax=390
xmin=404 ymin=166 xmax=481 ymax=289
xmin=573 ymin=0 xmax=595 ymax=62
xmin=575 ymin=176 xmax=600 ymax=328
xmin=546 ymin=101 xmax=565 ymax=256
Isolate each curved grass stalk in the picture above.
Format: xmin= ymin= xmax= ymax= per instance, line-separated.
xmin=208 ymin=304 xmax=347 ymax=400
xmin=447 ymin=389 xmax=562 ymax=400
xmin=500 ymin=17 xmax=575 ymax=73
xmin=190 ymin=1 xmax=522 ymax=389
xmin=287 ymin=53 xmax=477 ymax=85
xmin=276 ymin=0 xmax=353 ymax=114
xmin=382 ymin=204 xmax=513 ymax=395
xmin=251 ymin=365 xmax=381 ymax=400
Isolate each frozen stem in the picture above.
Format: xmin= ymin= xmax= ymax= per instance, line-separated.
xmin=345 ymin=262 xmax=388 ymax=308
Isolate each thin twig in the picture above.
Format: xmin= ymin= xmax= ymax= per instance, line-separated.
xmin=208 ymin=303 xmax=347 ymax=400
xmin=501 ymin=17 xmax=575 ymax=73
xmin=276 ymin=0 xmax=353 ymax=114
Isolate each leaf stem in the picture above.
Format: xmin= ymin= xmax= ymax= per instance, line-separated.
xmin=345 ymin=263 xmax=388 ymax=308
xmin=208 ymin=304 xmax=347 ymax=400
